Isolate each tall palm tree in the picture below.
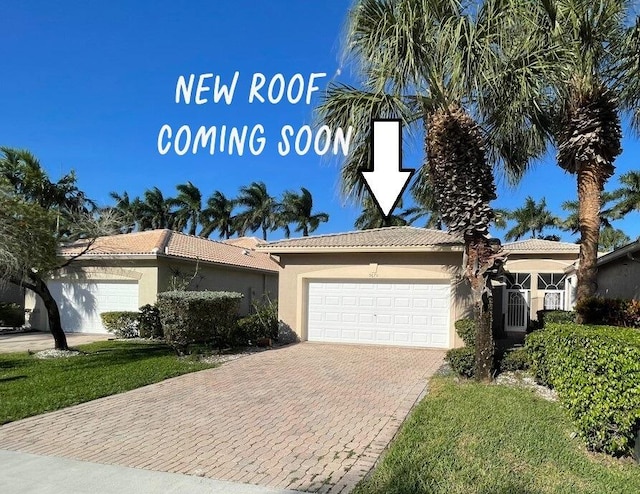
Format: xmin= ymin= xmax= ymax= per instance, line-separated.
xmin=280 ymin=187 xmax=329 ymax=237
xmin=200 ymin=191 xmax=237 ymax=239
xmin=501 ymin=197 xmax=560 ymax=241
xmin=140 ymin=187 xmax=175 ymax=230
xmin=170 ymin=181 xmax=203 ymax=236
xmin=599 ymin=225 xmax=631 ymax=252
xmin=610 ymin=170 xmax=640 ymax=218
xmin=505 ymin=0 xmax=640 ymax=306
xmin=355 ymin=195 xmax=407 ymax=230
xmin=400 ymin=186 xmax=442 ymax=229
xmin=317 ymin=0 xmax=552 ymax=380
xmin=235 ymin=181 xmax=279 ymax=241
xmin=108 ymin=191 xmax=142 ymax=233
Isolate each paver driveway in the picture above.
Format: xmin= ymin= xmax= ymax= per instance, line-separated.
xmin=0 ymin=343 xmax=444 ymax=493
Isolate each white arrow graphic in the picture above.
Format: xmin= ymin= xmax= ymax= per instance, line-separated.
xmin=361 ymin=119 xmax=414 ymax=218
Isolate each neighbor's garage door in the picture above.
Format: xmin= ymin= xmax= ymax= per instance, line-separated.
xmin=48 ymin=281 xmax=139 ymax=333
xmin=308 ymin=281 xmax=450 ymax=348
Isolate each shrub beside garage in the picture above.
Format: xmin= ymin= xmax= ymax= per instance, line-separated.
xmin=526 ymin=323 xmax=640 ymax=456
xmin=156 ymin=290 xmax=242 ymax=354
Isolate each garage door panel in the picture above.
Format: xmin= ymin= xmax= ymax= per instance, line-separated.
xmin=308 ymin=281 xmax=450 ymax=348
xmin=48 ymin=281 xmax=139 ymax=334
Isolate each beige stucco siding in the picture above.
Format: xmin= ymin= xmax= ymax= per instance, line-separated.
xmin=156 ymin=257 xmax=278 ymax=315
xmin=597 ymin=259 xmax=640 ymax=299
xmin=275 ymin=251 xmax=471 ymax=349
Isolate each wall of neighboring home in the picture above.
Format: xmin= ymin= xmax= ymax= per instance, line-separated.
xmin=597 ymin=257 xmax=640 ymax=299
xmin=275 ymin=250 xmax=471 ymax=348
xmin=495 ymin=253 xmax=578 ymax=331
xmin=25 ymin=259 xmax=158 ymax=331
xmin=156 ymin=258 xmax=279 ymax=315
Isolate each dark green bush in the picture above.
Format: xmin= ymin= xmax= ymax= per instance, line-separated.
xmin=0 ymin=302 xmax=24 ymax=327
xmin=235 ymin=298 xmax=278 ymax=346
xmin=100 ymin=311 xmax=139 ymax=338
xmin=156 ymin=291 xmax=242 ymax=353
xmin=526 ymin=323 xmax=640 ymax=456
xmin=500 ymin=347 xmax=529 ymax=372
xmin=445 ymin=347 xmax=475 ymax=378
xmin=138 ymin=304 xmax=162 ymax=339
xmin=575 ymin=297 xmax=640 ymax=328
xmin=454 ymin=318 xmax=476 ymax=347
xmin=537 ymin=310 xmax=575 ymax=328
xmin=525 ymin=330 xmax=550 ymax=386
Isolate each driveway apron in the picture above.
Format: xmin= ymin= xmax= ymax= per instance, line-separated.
xmin=0 ymin=343 xmax=444 ymax=493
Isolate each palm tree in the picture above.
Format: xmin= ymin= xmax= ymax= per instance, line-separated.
xmin=235 ymin=181 xmax=279 ymax=241
xmin=599 ymin=225 xmax=631 ymax=252
xmin=610 ymin=171 xmax=640 ymax=218
xmin=200 ymin=191 xmax=237 ymax=239
xmin=504 ymin=0 xmax=640 ymax=307
xmin=108 ymin=191 xmax=141 ymax=233
xmin=355 ymin=195 xmax=407 ymax=230
xmin=317 ymin=0 xmax=551 ymax=380
xmin=140 ymin=187 xmax=174 ymax=230
xmin=280 ymin=187 xmax=329 ymax=237
xmin=400 ymin=186 xmax=442 ymax=229
xmin=501 ymin=197 xmax=560 ymax=241
xmin=170 ymin=181 xmax=203 ymax=236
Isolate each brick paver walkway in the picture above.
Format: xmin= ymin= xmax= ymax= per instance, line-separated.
xmin=0 ymin=343 xmax=444 ymax=493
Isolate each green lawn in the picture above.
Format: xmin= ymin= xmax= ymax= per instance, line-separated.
xmin=0 ymin=340 xmax=216 ymax=425
xmin=355 ymin=375 xmax=640 ymax=494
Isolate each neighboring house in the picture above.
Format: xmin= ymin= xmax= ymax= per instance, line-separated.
xmin=26 ymin=229 xmax=280 ymax=334
xmin=565 ymin=239 xmax=640 ymax=300
xmin=259 ymin=227 xmax=471 ymax=349
xmin=493 ymin=239 xmax=581 ymax=333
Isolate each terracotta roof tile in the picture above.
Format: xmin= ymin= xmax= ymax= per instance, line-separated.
xmin=60 ymin=230 xmax=280 ymax=273
xmin=222 ymin=237 xmax=266 ymax=249
xmin=503 ymin=238 xmax=580 ymax=253
xmin=259 ymin=226 xmax=463 ymax=251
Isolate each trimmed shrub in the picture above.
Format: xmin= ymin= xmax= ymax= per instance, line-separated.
xmin=156 ymin=291 xmax=242 ymax=353
xmin=500 ymin=347 xmax=529 ymax=372
xmin=454 ymin=318 xmax=476 ymax=347
xmin=526 ymin=323 xmax=640 ymax=456
xmin=100 ymin=311 xmax=139 ymax=338
xmin=537 ymin=309 xmax=575 ymax=328
xmin=575 ymin=297 xmax=640 ymax=328
xmin=525 ymin=330 xmax=550 ymax=386
xmin=445 ymin=347 xmax=475 ymax=378
xmin=138 ymin=304 xmax=162 ymax=339
xmin=0 ymin=302 xmax=24 ymax=327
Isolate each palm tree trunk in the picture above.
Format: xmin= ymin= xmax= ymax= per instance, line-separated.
xmin=262 ymin=226 xmax=267 ymax=241
xmin=303 ymin=225 xmax=309 ymax=236
xmin=576 ymin=165 xmax=602 ymax=314
xmin=465 ymin=235 xmax=494 ymax=382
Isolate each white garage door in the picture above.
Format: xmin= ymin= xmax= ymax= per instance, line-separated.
xmin=308 ymin=281 xmax=450 ymax=348
xmin=48 ymin=281 xmax=139 ymax=333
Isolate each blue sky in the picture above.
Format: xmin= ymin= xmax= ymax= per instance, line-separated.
xmin=2 ymin=0 xmax=639 ymax=242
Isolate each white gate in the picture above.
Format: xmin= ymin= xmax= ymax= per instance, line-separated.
xmin=506 ymin=289 xmax=529 ymax=331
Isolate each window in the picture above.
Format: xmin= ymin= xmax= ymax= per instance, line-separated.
xmin=504 ymin=273 xmax=531 ymax=289
xmin=537 ymin=273 xmax=567 ymax=290
xmin=544 ymin=292 xmax=564 ymax=310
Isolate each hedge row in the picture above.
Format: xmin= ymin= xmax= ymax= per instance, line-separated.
xmin=526 ymin=323 xmax=640 ymax=456
xmin=0 ymin=302 xmax=24 ymax=327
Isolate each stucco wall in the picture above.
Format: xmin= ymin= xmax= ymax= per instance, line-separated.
xmin=156 ymin=258 xmax=278 ymax=315
xmin=275 ymin=251 xmax=471 ymax=349
xmin=597 ymin=258 xmax=640 ymax=299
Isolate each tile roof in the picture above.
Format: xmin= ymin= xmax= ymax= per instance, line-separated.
xmin=60 ymin=230 xmax=280 ymax=273
xmin=503 ymin=238 xmax=580 ymax=253
xmin=259 ymin=226 xmax=463 ymax=252
xmin=222 ymin=237 xmax=265 ymax=249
